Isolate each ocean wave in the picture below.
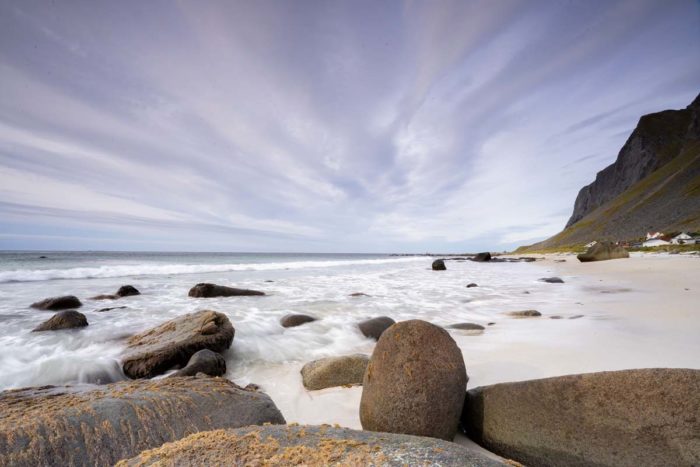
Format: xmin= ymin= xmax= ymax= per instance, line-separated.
xmin=0 ymin=257 xmax=423 ymax=283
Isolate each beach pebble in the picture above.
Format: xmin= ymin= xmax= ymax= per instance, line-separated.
xmin=171 ymin=349 xmax=226 ymax=377
xmin=358 ymin=316 xmax=395 ymax=340
xmin=300 ymin=354 xmax=369 ymax=390
xmin=188 ymin=283 xmax=265 ymax=297
xmin=122 ymin=310 xmax=234 ymax=379
xmin=360 ymin=319 xmax=467 ymax=440
xmin=30 ymin=295 xmax=82 ymax=311
xmin=432 ymin=259 xmax=446 ymax=270
xmin=32 ymin=310 xmax=88 ymax=332
xmin=280 ymin=314 xmax=317 ymax=328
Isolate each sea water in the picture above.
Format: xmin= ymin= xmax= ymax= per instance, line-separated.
xmin=0 ymin=251 xmax=697 ymax=426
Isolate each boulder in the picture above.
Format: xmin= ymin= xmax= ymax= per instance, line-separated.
xmin=116 ymin=285 xmax=140 ymax=297
xmin=577 ymin=241 xmax=630 ymax=262
xmin=122 ymin=310 xmax=234 ymax=379
xmin=188 ymin=283 xmax=265 ymax=297
xmin=432 ymin=259 xmax=447 ymax=270
xmin=466 ymin=283 xmax=478 ymax=288
xmin=0 ymin=376 xmax=285 ymax=467
xmin=505 ymin=310 xmax=541 ymax=318
xmin=360 ymin=319 xmax=468 ymax=441
xmin=30 ymin=295 xmax=82 ymax=311
xmin=447 ymin=323 xmax=485 ymax=331
xmin=171 ymin=349 xmax=226 ymax=377
xmin=117 ymin=424 xmax=505 ymax=467
xmin=280 ymin=314 xmax=316 ymax=328
xmin=358 ymin=316 xmax=395 ymax=340
xmin=301 ymin=354 xmax=369 ymax=390
xmin=32 ymin=310 xmax=88 ymax=332
xmin=471 ymin=252 xmax=492 ymax=262
xmin=462 ymin=368 xmax=700 ymax=467
xmin=539 ymin=277 xmax=564 ymax=283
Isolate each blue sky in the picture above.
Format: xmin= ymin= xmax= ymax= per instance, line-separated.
xmin=0 ymin=0 xmax=698 ymax=252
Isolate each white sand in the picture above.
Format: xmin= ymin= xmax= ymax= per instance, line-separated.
xmin=261 ymin=253 xmax=700 ymax=431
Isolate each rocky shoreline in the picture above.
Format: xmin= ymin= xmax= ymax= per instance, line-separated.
xmin=2 ymin=262 xmax=699 ymax=466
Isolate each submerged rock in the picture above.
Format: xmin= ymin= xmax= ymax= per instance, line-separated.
xmin=471 ymin=252 xmax=492 ymax=262
xmin=188 ymin=283 xmax=265 ymax=297
xmin=30 ymin=295 xmax=82 ymax=311
xmin=96 ymin=306 xmax=128 ymax=312
xmin=577 ymin=241 xmax=630 ymax=262
xmin=32 ymin=310 xmax=88 ymax=332
xmin=432 ymin=259 xmax=447 ymax=270
xmin=122 ymin=310 xmax=234 ymax=379
xmin=466 ymin=283 xmax=478 ymax=288
xmin=118 ymin=424 xmax=505 ymax=466
xmin=0 ymin=376 xmax=285 ymax=467
xmin=301 ymin=354 xmax=369 ymax=390
xmin=358 ymin=316 xmax=395 ymax=340
xmin=462 ymin=368 xmax=700 ymax=467
xmin=91 ymin=294 xmax=118 ymax=300
xmin=349 ymin=292 xmax=370 ymax=297
xmin=360 ymin=319 xmax=467 ymax=441
xmin=447 ymin=323 xmax=485 ymax=331
xmin=171 ymin=349 xmax=226 ymax=377
xmin=539 ymin=277 xmax=564 ymax=283
xmin=505 ymin=310 xmax=541 ymax=318
xmin=280 ymin=314 xmax=316 ymax=328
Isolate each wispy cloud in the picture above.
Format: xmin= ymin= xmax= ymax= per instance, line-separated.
xmin=0 ymin=0 xmax=698 ymax=252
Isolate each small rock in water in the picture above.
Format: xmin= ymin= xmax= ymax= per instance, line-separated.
xmin=550 ymin=315 xmax=563 ymax=319
xmin=466 ymin=283 xmax=478 ymax=288
xmin=172 ymin=349 xmax=226 ymax=377
xmin=569 ymin=314 xmax=584 ymax=319
xmin=116 ymin=285 xmax=140 ymax=297
xmin=188 ymin=283 xmax=265 ymax=297
xmin=300 ymin=354 xmax=369 ymax=390
xmin=30 ymin=295 xmax=82 ymax=311
xmin=358 ymin=316 xmax=395 ymax=340
xmin=280 ymin=314 xmax=316 ymax=328
xmin=360 ymin=319 xmax=467 ymax=441
xmin=96 ymin=306 xmax=128 ymax=312
xmin=431 ymin=259 xmax=446 ymax=270
xmin=471 ymin=252 xmax=492 ymax=262
xmin=539 ymin=277 xmax=564 ymax=283
xmin=38 ymin=255 xmax=47 ymax=259
xmin=505 ymin=310 xmax=541 ymax=318
xmin=447 ymin=323 xmax=485 ymax=331
xmin=349 ymin=292 xmax=370 ymax=297
xmin=32 ymin=310 xmax=88 ymax=332
xmin=487 ymin=322 xmax=496 ymax=326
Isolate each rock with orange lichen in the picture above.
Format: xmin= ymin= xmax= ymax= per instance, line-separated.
xmin=360 ymin=319 xmax=468 ymax=441
xmin=117 ymin=424 xmax=505 ymax=466
xmin=0 ymin=376 xmax=285 ymax=467
xmin=122 ymin=310 xmax=234 ymax=379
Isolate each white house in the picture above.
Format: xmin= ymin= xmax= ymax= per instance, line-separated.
xmin=646 ymin=231 xmax=664 ymax=240
xmin=671 ymin=232 xmax=693 ymax=244
xmin=643 ymin=238 xmax=670 ymax=247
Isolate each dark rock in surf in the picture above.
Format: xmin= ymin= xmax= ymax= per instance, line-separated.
xmin=358 ymin=316 xmax=395 ymax=340
xmin=0 ymin=376 xmax=285 ymax=467
xmin=539 ymin=277 xmax=564 ymax=283
xmin=432 ymin=259 xmax=447 ymax=270
xmin=116 ymin=285 xmax=140 ymax=297
xmin=505 ymin=310 xmax=541 ymax=318
xmin=30 ymin=295 xmax=82 ymax=311
xmin=280 ymin=314 xmax=316 ymax=328
xmin=471 ymin=252 xmax=491 ymax=262
xmin=91 ymin=294 xmax=118 ymax=300
xmin=360 ymin=320 xmax=467 ymax=441
xmin=96 ymin=306 xmax=128 ymax=312
xmin=466 ymin=283 xmax=478 ymax=288
xmin=172 ymin=349 xmax=226 ymax=378
xmin=32 ymin=310 xmax=88 ymax=332
xmin=122 ymin=310 xmax=234 ymax=379
xmin=349 ymin=292 xmax=370 ymax=297
xmin=188 ymin=283 xmax=265 ymax=297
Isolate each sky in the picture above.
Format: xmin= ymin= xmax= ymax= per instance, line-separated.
xmin=0 ymin=0 xmax=698 ymax=253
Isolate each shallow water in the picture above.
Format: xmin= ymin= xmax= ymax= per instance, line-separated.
xmin=1 ymin=251 xmax=697 ymax=426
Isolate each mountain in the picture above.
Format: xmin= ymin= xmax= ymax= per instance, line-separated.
xmin=519 ymin=93 xmax=700 ymax=251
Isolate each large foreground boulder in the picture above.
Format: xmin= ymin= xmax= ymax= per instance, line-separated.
xmin=0 ymin=376 xmax=285 ymax=467
xmin=301 ymin=354 xmax=369 ymax=390
xmin=188 ymin=283 xmax=265 ymax=297
xmin=32 ymin=310 xmax=88 ymax=332
xmin=358 ymin=316 xmax=395 ymax=340
xmin=30 ymin=295 xmax=82 ymax=311
xmin=577 ymin=241 xmax=629 ymax=262
xmin=122 ymin=310 xmax=234 ymax=379
xmin=117 ymin=424 xmax=505 ymax=466
xmin=432 ymin=259 xmax=447 ymax=270
xmin=360 ymin=319 xmax=467 ymax=441
xmin=171 ymin=349 xmax=226 ymax=377
xmin=462 ymin=368 xmax=700 ymax=467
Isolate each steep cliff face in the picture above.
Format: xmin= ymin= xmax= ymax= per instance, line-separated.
xmin=566 ymin=94 xmax=699 ymax=227
xmin=519 ymin=93 xmax=700 ymax=251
